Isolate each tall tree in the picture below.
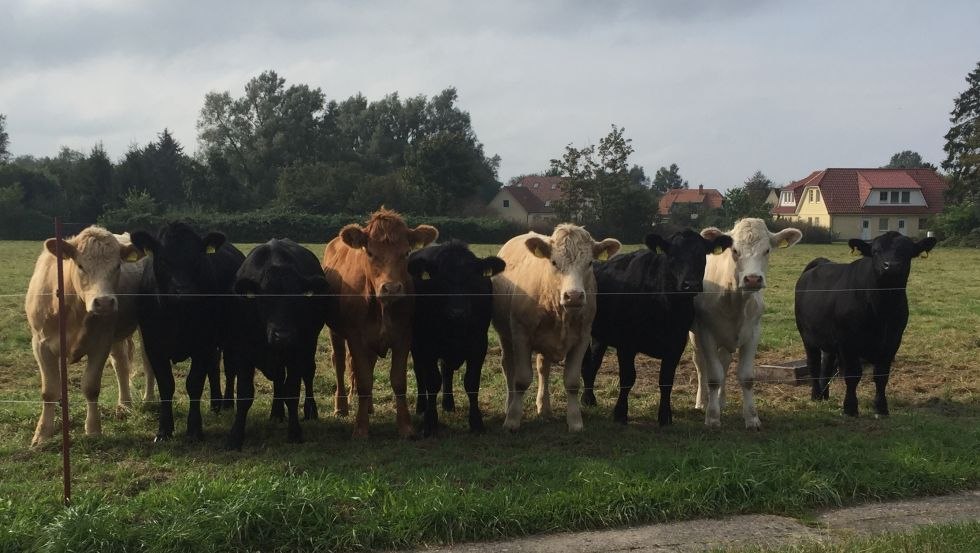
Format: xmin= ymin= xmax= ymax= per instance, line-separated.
xmin=883 ymin=150 xmax=935 ymax=169
xmin=652 ymin=163 xmax=688 ymax=192
xmin=0 ymin=114 xmax=9 ymax=163
xmin=743 ymin=170 xmax=774 ymax=204
xmin=943 ymin=61 xmax=980 ymax=203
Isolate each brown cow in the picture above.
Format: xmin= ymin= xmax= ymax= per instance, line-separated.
xmin=322 ymin=208 xmax=438 ymax=437
xmin=492 ymin=224 xmax=621 ymax=432
xmin=25 ymin=227 xmax=146 ymax=446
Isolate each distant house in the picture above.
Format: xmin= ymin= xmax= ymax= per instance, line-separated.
xmin=488 ymin=176 xmax=563 ymax=228
xmin=771 ymin=168 xmax=947 ymax=239
xmin=657 ymin=185 xmax=724 ymax=219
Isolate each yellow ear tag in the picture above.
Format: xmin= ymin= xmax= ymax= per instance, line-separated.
xmin=850 ymin=247 xmax=860 ymax=256
xmin=245 ymin=291 xmax=256 ymax=299
xmin=712 ymin=246 xmax=722 ymax=255
xmin=597 ymin=250 xmax=609 ymax=261
xmin=304 ymin=290 xmax=314 ymax=297
xmin=779 ymin=239 xmax=789 ymax=249
xmin=206 ymin=245 xmax=216 ymax=254
xmin=126 ymin=251 xmax=139 ymax=262
xmin=655 ymin=246 xmax=664 ymax=255
xmin=533 ymin=247 xmax=547 ymax=259
xmin=414 ymin=242 xmax=424 ymax=250
xmin=421 ymin=271 xmax=431 ymax=281
xmin=919 ymin=250 xmax=929 ymax=259
xmin=483 ymin=268 xmax=493 ymax=277
xmin=145 ymin=249 xmax=152 ymax=257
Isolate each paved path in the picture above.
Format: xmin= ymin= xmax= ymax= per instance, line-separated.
xmin=413 ymin=490 xmax=980 ymax=552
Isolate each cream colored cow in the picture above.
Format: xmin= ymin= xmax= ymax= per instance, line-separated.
xmin=25 ymin=226 xmax=146 ymax=446
xmin=492 ymin=224 xmax=621 ymax=432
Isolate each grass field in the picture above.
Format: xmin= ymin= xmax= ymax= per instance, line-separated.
xmin=0 ymin=239 xmax=978 ymax=552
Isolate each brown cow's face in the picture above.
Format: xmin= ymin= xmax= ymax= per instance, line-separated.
xmin=340 ymin=212 xmax=438 ymax=303
xmin=45 ymin=227 xmax=144 ymax=316
xmin=525 ymin=224 xmax=621 ymax=311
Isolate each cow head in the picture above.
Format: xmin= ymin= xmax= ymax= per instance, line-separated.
xmin=525 ymin=224 xmax=621 ymax=310
xmin=848 ymin=231 xmax=936 ymax=283
xmin=408 ymin=241 xmax=505 ymax=322
xmin=235 ymin=242 xmax=330 ymax=348
xmin=712 ymin=218 xmax=802 ymax=291
xmin=646 ymin=230 xmax=733 ymax=294
xmin=45 ymin=226 xmax=145 ymax=316
xmin=131 ymin=222 xmax=226 ymax=302
xmin=339 ymin=208 xmax=438 ymax=303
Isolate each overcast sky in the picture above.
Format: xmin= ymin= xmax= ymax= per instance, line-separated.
xmin=2 ymin=0 xmax=978 ymax=189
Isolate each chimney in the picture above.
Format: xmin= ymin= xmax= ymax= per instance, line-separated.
xmin=699 ymin=184 xmax=704 ymax=192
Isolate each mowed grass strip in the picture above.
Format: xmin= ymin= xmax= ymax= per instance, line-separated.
xmin=735 ymin=521 xmax=980 ymax=553
xmin=0 ymin=240 xmax=978 ymax=552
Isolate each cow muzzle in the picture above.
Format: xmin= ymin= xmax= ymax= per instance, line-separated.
xmin=267 ymin=327 xmax=294 ymax=348
xmin=378 ymin=281 xmax=405 ymax=302
xmin=742 ymin=274 xmax=765 ymax=291
xmin=561 ymin=289 xmax=586 ymax=309
xmin=681 ymin=280 xmax=703 ymax=293
xmin=89 ymin=295 xmax=118 ymax=316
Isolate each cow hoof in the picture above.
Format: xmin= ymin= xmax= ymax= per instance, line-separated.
xmin=287 ymin=432 xmax=304 ymax=444
xmin=186 ymin=430 xmax=204 ymax=442
xmin=225 ymin=437 xmax=244 ymax=451
xmin=153 ymin=433 xmax=172 ymax=443
xmin=334 ymin=408 xmax=349 ymax=418
xmin=210 ymin=401 xmax=222 ymax=414
xmin=469 ymin=414 xmax=485 ymax=434
xmin=745 ymin=418 xmax=762 ymax=431
xmin=568 ymin=421 xmax=584 ymax=433
xmin=415 ymin=399 xmax=425 ymax=415
xmin=116 ymin=403 xmax=132 ymax=416
xmin=502 ymin=419 xmax=521 ymax=433
xmin=581 ymin=392 xmax=597 ymax=407
xmin=303 ymin=402 xmax=319 ymax=421
xmin=705 ymin=418 xmax=721 ymax=428
xmin=874 ymin=412 xmax=889 ymax=420
xmin=442 ymin=397 xmax=455 ymax=412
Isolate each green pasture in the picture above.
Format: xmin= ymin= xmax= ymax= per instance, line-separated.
xmin=0 ymin=240 xmax=978 ymax=552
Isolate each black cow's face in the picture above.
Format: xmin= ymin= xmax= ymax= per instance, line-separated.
xmin=646 ymin=230 xmax=733 ymax=294
xmin=236 ymin=265 xmax=329 ymax=348
xmin=408 ymin=248 xmax=505 ymax=322
xmin=849 ymin=231 xmax=936 ymax=282
xmin=131 ymin=223 xmax=225 ymax=303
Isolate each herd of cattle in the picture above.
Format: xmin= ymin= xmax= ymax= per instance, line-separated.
xmin=23 ymin=208 xmax=936 ymax=448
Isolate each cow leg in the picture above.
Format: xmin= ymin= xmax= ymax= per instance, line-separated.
xmin=349 ymin=346 xmax=376 ymax=438
xmin=185 ymin=348 xmax=218 ymax=440
xmin=581 ymin=341 xmax=606 ymax=407
xmin=691 ymin=332 xmax=708 ymax=410
xmin=840 ymin=352 xmax=862 ymax=417
xmin=535 ymin=354 xmax=552 ymax=417
xmin=391 ymin=344 xmax=416 ymax=439
xmin=412 ymin=351 xmax=427 ymax=415
xmin=137 ymin=336 xmax=156 ymax=403
xmin=658 ymin=351 xmax=684 ymax=427
xmin=872 ymin=362 xmax=890 ymax=418
xmin=612 ymin=348 xmax=636 ymax=425
xmin=302 ymin=352 xmax=318 ymax=421
xmin=269 ymin=376 xmax=286 ymax=422
xmin=694 ymin=330 xmax=726 ymax=427
xmin=81 ymin=339 xmax=112 ymax=436
xmin=806 ymin=345 xmax=824 ymax=401
xmin=464 ymin=344 xmax=486 ymax=433
xmin=441 ymin=360 xmax=456 ymax=412
xmin=109 ymin=338 xmax=134 ymax=412
xmin=503 ymin=338 xmax=532 ymax=432
xmin=222 ymin=352 xmax=237 ymax=412
xmin=31 ymin=337 xmax=61 ymax=447
xmin=145 ymin=342 xmax=175 ymax=442
xmin=330 ymin=331 xmax=348 ymax=417
xmin=819 ymin=351 xmax=837 ymax=401
xmin=736 ymin=333 xmax=762 ymax=430
xmin=414 ymin=352 xmax=441 ymax=438
xmin=207 ymin=352 xmax=223 ymax=414
xmin=284 ymin=363 xmax=303 ymax=443
xmin=226 ymin=364 xmax=255 ymax=450
xmin=564 ymin=339 xmax=589 ymax=432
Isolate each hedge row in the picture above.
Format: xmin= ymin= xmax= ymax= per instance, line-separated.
xmin=97 ymin=208 xmax=528 ymax=244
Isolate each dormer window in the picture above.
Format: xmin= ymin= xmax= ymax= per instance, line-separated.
xmin=879 ymin=191 xmax=887 ymax=202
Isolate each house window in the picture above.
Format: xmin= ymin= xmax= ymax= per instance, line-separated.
xmin=879 ymin=218 xmax=889 ymax=231
xmin=901 ymin=191 xmax=910 ymax=203
xmin=815 ymin=190 xmax=821 ymax=202
xmin=809 ymin=189 xmax=814 ymax=202
xmin=919 ymin=217 xmax=929 ymax=230
xmin=890 ymin=191 xmax=899 ymax=203
xmin=898 ymin=219 xmax=906 ymax=234
xmin=502 ymin=199 xmax=510 ymax=208
xmin=815 ymin=217 xmax=820 ymax=226
xmin=879 ymin=191 xmax=888 ymax=202
xmin=807 ymin=216 xmax=813 ymax=224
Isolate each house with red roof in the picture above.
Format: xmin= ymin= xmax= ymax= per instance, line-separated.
xmin=771 ymin=168 xmax=947 ymax=239
xmin=488 ymin=176 xmax=563 ymax=227
xmin=657 ymin=185 xmax=724 ymax=218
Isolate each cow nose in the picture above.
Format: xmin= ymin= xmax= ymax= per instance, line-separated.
xmin=681 ymin=280 xmax=703 ymax=293
xmin=882 ymin=261 xmax=902 ymax=271
xmin=268 ymin=328 xmax=292 ymax=346
xmin=562 ymin=290 xmax=585 ymax=307
xmin=380 ymin=282 xmax=403 ymax=296
xmin=743 ymin=275 xmax=764 ymax=289
xmin=92 ymin=296 xmax=117 ymax=314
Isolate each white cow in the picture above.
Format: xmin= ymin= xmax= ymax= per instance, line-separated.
xmin=25 ymin=226 xmax=147 ymax=446
xmin=690 ymin=218 xmax=802 ymax=429
xmin=492 ymin=224 xmax=621 ymax=432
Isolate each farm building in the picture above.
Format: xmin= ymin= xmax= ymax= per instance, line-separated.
xmin=771 ymin=168 xmax=947 ymax=239
xmin=487 ymin=176 xmax=563 ymax=228
xmin=656 ymin=185 xmax=724 ymax=220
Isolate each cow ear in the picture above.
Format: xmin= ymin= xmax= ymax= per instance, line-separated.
xmin=593 ymin=238 xmax=621 ymax=261
xmin=408 ymin=225 xmax=439 ymax=250
xmin=203 ymin=232 xmax=226 ymax=254
xmin=130 ymin=230 xmax=159 ymax=258
xmin=340 ymin=224 xmax=367 ymax=249
xmin=525 ymin=236 xmax=552 ymax=259
xmin=914 ymin=237 xmax=937 ymax=259
xmin=481 ymin=256 xmax=506 ymax=277
xmin=407 ymin=258 xmax=433 ymax=280
xmin=700 ymin=227 xmax=725 ymax=242
xmin=44 ymin=238 xmax=78 ymax=260
xmin=770 ymin=228 xmax=802 ymax=249
xmin=234 ymin=278 xmax=259 ymax=299
xmin=119 ymin=244 xmax=145 ymax=263
xmin=848 ymin=238 xmax=872 ymax=257
xmin=706 ymin=235 xmax=734 ymax=255
xmin=644 ymin=233 xmax=670 ymax=255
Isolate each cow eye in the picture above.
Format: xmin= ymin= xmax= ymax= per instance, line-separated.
xmin=75 ymin=262 xmax=85 ymax=272
xmin=364 ymin=249 xmax=373 ymax=258
xmin=550 ymin=260 xmax=558 ymax=268
xmin=765 ymin=248 xmax=770 ymax=255
xmin=732 ymin=248 xmax=739 ymax=257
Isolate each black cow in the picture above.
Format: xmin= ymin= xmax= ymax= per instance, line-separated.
xmin=582 ymin=230 xmax=733 ymax=426
xmin=227 ymin=239 xmax=331 ymax=449
xmin=407 ymin=241 xmax=505 ymax=437
xmin=131 ymin=223 xmax=245 ymax=441
xmin=795 ymin=231 xmax=936 ymax=417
